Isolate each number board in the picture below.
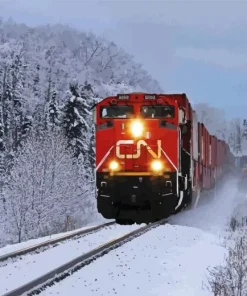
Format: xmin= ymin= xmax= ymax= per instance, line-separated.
xmin=118 ymin=95 xmax=129 ymax=100
xmin=144 ymin=95 xmax=156 ymax=100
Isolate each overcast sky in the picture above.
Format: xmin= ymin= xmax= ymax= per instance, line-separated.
xmin=1 ymin=0 xmax=247 ymax=118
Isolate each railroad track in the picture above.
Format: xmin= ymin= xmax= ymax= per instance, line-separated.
xmin=0 ymin=221 xmax=116 ymax=264
xmin=2 ymin=218 xmax=167 ymax=296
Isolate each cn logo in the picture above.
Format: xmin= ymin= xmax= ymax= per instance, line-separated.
xmin=116 ymin=140 xmax=161 ymax=159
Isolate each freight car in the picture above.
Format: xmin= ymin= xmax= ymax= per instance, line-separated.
xmin=94 ymin=93 xmax=235 ymax=224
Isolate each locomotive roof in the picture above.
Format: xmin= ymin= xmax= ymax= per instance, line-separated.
xmin=91 ymin=93 xmax=189 ymax=110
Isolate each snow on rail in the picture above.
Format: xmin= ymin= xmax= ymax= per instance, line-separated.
xmin=1 ymin=220 xmax=167 ymax=296
xmin=0 ymin=221 xmax=115 ymax=263
xmin=0 ymin=221 xmax=113 ymax=257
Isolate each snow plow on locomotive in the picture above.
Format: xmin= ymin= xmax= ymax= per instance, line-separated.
xmin=94 ymin=93 xmax=235 ymax=224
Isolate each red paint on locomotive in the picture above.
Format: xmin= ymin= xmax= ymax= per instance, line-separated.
xmin=94 ymin=92 xmax=235 ymax=224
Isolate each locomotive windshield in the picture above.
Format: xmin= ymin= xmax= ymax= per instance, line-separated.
xmin=100 ymin=105 xmax=134 ymax=118
xmin=140 ymin=105 xmax=175 ymax=118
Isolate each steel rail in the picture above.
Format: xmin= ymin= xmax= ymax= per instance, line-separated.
xmin=0 ymin=221 xmax=116 ymax=263
xmin=2 ymin=218 xmax=167 ymax=296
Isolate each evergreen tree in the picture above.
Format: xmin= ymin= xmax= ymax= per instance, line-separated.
xmin=47 ymin=90 xmax=59 ymax=131
xmin=80 ymin=82 xmax=96 ymax=179
xmin=21 ymin=115 xmax=32 ymax=143
xmin=243 ymin=119 xmax=247 ymax=140
xmin=9 ymin=46 xmax=27 ymax=151
xmin=235 ymin=119 xmax=242 ymax=154
xmin=33 ymin=63 xmax=40 ymax=97
xmin=1 ymin=66 xmax=11 ymax=153
xmin=0 ymin=85 xmax=6 ymax=204
xmin=62 ymin=80 xmax=89 ymax=158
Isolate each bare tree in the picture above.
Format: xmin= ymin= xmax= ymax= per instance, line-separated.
xmin=194 ymin=103 xmax=228 ymax=140
xmin=4 ymin=130 xmax=81 ymax=242
xmin=206 ymin=216 xmax=247 ymax=296
xmin=228 ymin=118 xmax=243 ymax=155
xmin=207 ymin=236 xmax=247 ymax=296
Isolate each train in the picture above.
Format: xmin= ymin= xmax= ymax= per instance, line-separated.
xmin=94 ymin=93 xmax=235 ymax=225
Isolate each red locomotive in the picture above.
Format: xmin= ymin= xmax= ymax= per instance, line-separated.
xmin=94 ymin=93 xmax=235 ymax=224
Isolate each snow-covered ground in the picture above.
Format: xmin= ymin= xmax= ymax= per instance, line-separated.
xmin=38 ymin=176 xmax=243 ymax=296
xmin=0 ymin=176 xmax=244 ymax=296
xmin=169 ymin=176 xmax=243 ymax=236
xmin=39 ymin=224 xmax=224 ymax=296
xmin=0 ymin=223 xmax=143 ymax=295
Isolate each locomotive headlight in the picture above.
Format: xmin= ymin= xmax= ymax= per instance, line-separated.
xmin=151 ymin=160 xmax=163 ymax=172
xmin=109 ymin=160 xmax=119 ymax=171
xmin=130 ymin=120 xmax=144 ymax=137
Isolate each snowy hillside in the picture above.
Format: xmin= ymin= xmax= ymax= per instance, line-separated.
xmin=0 ymin=19 xmax=162 ymax=248
xmin=0 ymin=19 xmax=162 ymax=100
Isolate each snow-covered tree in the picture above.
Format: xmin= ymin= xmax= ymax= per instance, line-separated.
xmin=193 ymin=103 xmax=247 ymax=156
xmin=46 ymin=90 xmax=59 ymax=131
xmin=20 ymin=114 xmax=32 ymax=143
xmin=242 ymin=119 xmax=247 ymax=140
xmin=62 ymin=79 xmax=90 ymax=159
xmin=0 ymin=81 xmax=6 ymax=205
xmin=228 ymin=118 xmax=244 ymax=155
xmin=4 ymin=130 xmax=81 ymax=242
xmin=80 ymin=81 xmax=96 ymax=177
xmin=194 ymin=102 xmax=228 ymax=140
